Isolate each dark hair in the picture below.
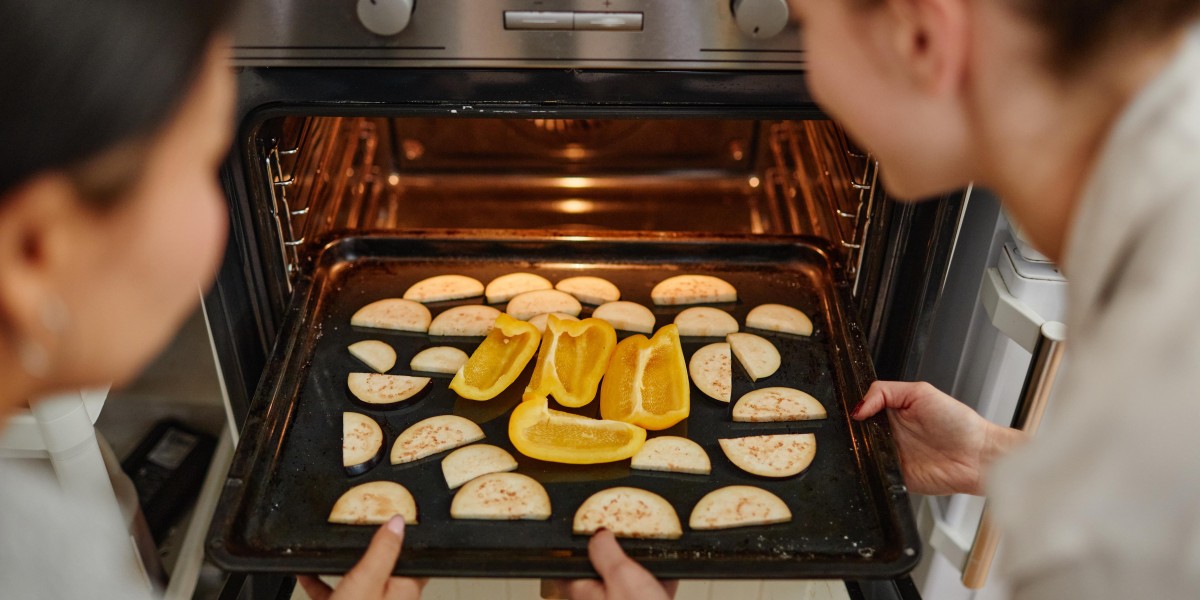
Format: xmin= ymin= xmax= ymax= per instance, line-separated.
xmin=1012 ymin=0 xmax=1200 ymax=74
xmin=0 ymin=0 xmax=237 ymax=203
xmin=850 ymin=0 xmax=1200 ymax=75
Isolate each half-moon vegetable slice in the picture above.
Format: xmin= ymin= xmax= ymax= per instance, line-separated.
xmin=650 ymin=275 xmax=737 ymax=306
xmin=573 ymin=487 xmax=682 ymax=539
xmin=732 ymin=387 xmax=826 ymax=422
xmin=486 ymin=272 xmax=553 ymax=304
xmin=403 ymin=274 xmax=485 ymax=303
xmin=348 ymin=340 xmax=397 ymax=373
xmin=347 ymin=373 xmax=431 ymax=406
xmin=727 ymin=332 xmax=780 ymax=381
xmin=688 ymin=343 xmax=731 ymax=402
xmin=441 ymin=444 xmax=519 ymax=490
xmin=555 ymin=276 xmax=621 ymax=305
xmin=688 ymin=485 xmax=791 ymax=530
xmin=390 ymin=415 xmax=485 ymax=465
xmin=328 ymin=481 xmax=418 ymax=525
xmin=674 ymin=307 xmax=739 ymax=337
xmin=719 ymin=434 xmax=816 ymax=478
xmin=343 ymin=412 xmax=384 ymax=476
xmin=409 ymin=346 xmax=469 ymax=375
xmin=428 ymin=305 xmax=502 ymax=337
xmin=506 ymin=290 xmax=582 ymax=321
xmin=745 ymin=304 xmax=813 ymax=336
xmin=351 ymin=299 xmax=432 ymax=333
xmin=450 ymin=472 xmax=551 ymax=520
xmin=592 ymin=301 xmax=655 ymax=334
xmin=630 ymin=436 xmax=711 ymax=475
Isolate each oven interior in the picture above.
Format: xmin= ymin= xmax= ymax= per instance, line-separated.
xmin=255 ymin=116 xmax=878 ymax=289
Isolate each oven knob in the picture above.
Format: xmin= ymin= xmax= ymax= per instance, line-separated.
xmin=356 ymin=0 xmax=414 ymax=36
xmin=731 ymin=0 xmax=790 ymax=39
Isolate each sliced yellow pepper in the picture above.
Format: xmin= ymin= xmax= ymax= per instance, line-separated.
xmin=599 ymin=324 xmax=690 ymax=430
xmin=449 ymin=314 xmax=541 ymax=401
xmin=525 ymin=315 xmax=617 ymax=408
xmin=509 ymin=395 xmax=646 ymax=464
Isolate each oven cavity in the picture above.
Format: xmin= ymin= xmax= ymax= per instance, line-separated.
xmin=258 ymin=116 xmax=877 ymax=289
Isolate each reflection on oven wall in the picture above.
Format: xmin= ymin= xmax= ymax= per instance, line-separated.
xmin=906 ymin=190 xmax=1069 ymax=599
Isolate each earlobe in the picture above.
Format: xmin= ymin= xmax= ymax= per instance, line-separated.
xmin=0 ymin=175 xmax=82 ymax=365
xmin=889 ymin=0 xmax=969 ymax=95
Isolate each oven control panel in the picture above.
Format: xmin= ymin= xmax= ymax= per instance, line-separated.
xmin=356 ymin=0 xmax=415 ymax=36
xmin=232 ymin=0 xmax=804 ymax=69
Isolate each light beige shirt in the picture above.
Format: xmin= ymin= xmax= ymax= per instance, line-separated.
xmin=989 ymin=25 xmax=1200 ymax=599
xmin=0 ymin=460 xmax=154 ymax=600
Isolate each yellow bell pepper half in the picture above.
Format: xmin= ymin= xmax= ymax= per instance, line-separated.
xmin=449 ymin=314 xmax=541 ymax=401
xmin=599 ymin=324 xmax=690 ymax=430
xmin=509 ymin=395 xmax=646 ymax=464
xmin=525 ymin=315 xmax=617 ymax=408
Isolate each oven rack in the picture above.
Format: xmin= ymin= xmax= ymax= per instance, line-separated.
xmin=263 ymin=118 xmax=877 ymax=292
xmin=763 ymin=121 xmax=878 ymax=286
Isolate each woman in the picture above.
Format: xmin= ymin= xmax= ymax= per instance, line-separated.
xmin=576 ymin=0 xmax=1200 ymax=598
xmin=0 ymin=2 xmax=420 ymax=598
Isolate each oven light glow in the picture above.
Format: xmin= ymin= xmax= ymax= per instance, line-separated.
xmin=559 ymin=177 xmax=593 ymax=189
xmin=387 ymin=174 xmax=400 ymax=185
xmin=558 ymin=199 xmax=595 ymax=214
xmin=563 ymin=144 xmax=588 ymax=160
xmin=748 ymin=176 xmax=761 ymax=188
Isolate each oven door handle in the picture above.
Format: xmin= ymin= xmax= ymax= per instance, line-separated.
xmin=961 ymin=319 xmax=1067 ymax=589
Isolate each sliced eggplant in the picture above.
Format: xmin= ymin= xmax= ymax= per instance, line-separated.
xmin=328 ymin=481 xmax=418 ymax=525
xmin=347 ymin=340 xmax=397 ymax=373
xmin=347 ymin=373 xmax=431 ymax=406
xmin=409 ymin=346 xmax=469 ymax=375
xmin=727 ymin=332 xmax=781 ymax=381
xmin=343 ymin=412 xmax=384 ymax=476
xmin=674 ymin=307 xmax=739 ymax=337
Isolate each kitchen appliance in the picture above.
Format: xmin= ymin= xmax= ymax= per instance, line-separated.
xmin=203 ymin=1 xmax=970 ymax=598
xmin=907 ymin=200 xmax=1069 ymax=598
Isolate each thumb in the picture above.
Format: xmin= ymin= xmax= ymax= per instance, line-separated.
xmin=587 ymin=529 xmax=662 ymax=593
xmin=854 ymin=381 xmax=928 ymax=420
xmin=587 ymin=529 xmax=633 ymax=579
xmin=338 ymin=515 xmax=406 ymax=597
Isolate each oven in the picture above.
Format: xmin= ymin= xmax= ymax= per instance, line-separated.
xmin=203 ymin=2 xmax=968 ymax=598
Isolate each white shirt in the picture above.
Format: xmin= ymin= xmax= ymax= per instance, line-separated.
xmin=0 ymin=460 xmax=154 ymax=600
xmin=989 ymin=26 xmax=1200 ymax=599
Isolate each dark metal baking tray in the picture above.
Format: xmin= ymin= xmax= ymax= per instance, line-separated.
xmin=208 ymin=233 xmax=919 ymax=579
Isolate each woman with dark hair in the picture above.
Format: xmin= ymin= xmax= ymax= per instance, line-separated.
xmin=576 ymin=0 xmax=1200 ymax=598
xmin=0 ymin=3 xmax=420 ymax=598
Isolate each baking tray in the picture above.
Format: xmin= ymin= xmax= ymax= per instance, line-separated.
xmin=208 ymin=233 xmax=920 ymax=579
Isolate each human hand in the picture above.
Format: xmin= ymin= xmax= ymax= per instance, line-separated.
xmin=567 ymin=530 xmax=678 ymax=600
xmin=296 ymin=516 xmax=427 ymax=600
xmin=853 ymin=381 xmax=1025 ymax=496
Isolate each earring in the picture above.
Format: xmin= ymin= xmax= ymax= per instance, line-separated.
xmin=41 ymin=295 xmax=70 ymax=334
xmin=15 ymin=295 xmax=70 ymax=379
xmin=17 ymin=338 xmax=50 ymax=378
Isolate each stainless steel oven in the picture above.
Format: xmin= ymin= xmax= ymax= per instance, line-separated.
xmin=204 ymin=2 xmax=968 ymax=597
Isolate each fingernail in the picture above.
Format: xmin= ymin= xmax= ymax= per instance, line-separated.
xmin=851 ymin=399 xmax=865 ymax=418
xmin=387 ymin=515 xmax=405 ymax=535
